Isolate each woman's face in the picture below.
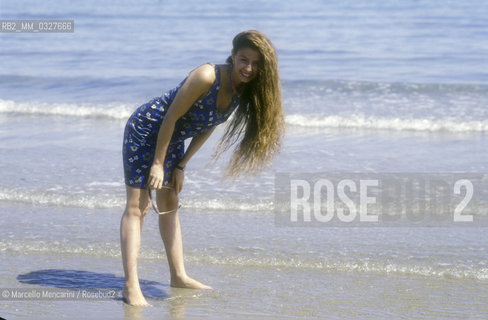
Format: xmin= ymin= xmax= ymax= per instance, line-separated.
xmin=232 ymin=47 xmax=261 ymax=83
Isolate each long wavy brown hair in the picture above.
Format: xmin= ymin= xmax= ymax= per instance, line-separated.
xmin=215 ymin=30 xmax=285 ymax=177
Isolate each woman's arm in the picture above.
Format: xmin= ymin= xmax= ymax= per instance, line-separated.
xmin=148 ymin=64 xmax=216 ymax=190
xmin=179 ymin=127 xmax=216 ymax=168
xmin=171 ymin=127 xmax=216 ymax=194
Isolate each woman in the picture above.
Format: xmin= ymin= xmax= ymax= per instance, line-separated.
xmin=120 ymin=30 xmax=284 ymax=306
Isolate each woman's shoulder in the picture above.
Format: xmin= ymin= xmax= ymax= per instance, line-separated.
xmin=187 ymin=63 xmax=217 ymax=86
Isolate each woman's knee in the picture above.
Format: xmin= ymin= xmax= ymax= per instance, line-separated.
xmin=156 ymin=188 xmax=178 ymax=212
xmin=124 ymin=187 xmax=149 ymax=218
xmin=124 ymin=202 xmax=148 ymax=218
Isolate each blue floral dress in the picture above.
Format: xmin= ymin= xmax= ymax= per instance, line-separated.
xmin=122 ymin=64 xmax=239 ymax=188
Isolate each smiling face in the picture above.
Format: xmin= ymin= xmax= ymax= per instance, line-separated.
xmin=232 ymin=47 xmax=261 ymax=84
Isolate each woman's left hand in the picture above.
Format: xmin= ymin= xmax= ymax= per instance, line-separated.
xmin=172 ymin=167 xmax=184 ymax=195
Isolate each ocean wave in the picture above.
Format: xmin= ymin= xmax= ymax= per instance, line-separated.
xmin=191 ymin=254 xmax=488 ymax=281
xmin=2 ymin=239 xmax=486 ymax=281
xmin=2 ymin=98 xmax=486 ymax=133
xmin=0 ymin=187 xmax=124 ymax=209
xmin=0 ymin=99 xmax=133 ymax=120
xmin=282 ymin=79 xmax=488 ymax=95
xmin=0 ymin=187 xmax=272 ymax=212
xmin=3 ymin=185 xmax=487 ymax=219
xmin=286 ymin=114 xmax=488 ymax=132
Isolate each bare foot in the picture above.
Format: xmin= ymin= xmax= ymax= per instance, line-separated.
xmin=171 ymin=275 xmax=212 ymax=289
xmin=122 ymin=285 xmax=150 ymax=306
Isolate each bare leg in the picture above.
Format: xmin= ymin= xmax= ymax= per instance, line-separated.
xmin=157 ymin=189 xmax=211 ymax=289
xmin=120 ymin=186 xmax=150 ymax=306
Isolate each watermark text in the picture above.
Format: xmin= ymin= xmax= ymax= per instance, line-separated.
xmin=1 ymin=20 xmax=74 ymax=33
xmin=1 ymin=288 xmax=119 ymax=300
xmin=275 ymin=173 xmax=485 ymax=227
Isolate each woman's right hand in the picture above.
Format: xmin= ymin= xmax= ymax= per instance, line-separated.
xmin=148 ymin=164 xmax=165 ymax=189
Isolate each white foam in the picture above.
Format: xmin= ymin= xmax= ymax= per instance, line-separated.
xmin=188 ymin=254 xmax=488 ymax=281
xmin=4 ymin=237 xmax=485 ymax=281
xmin=85 ymin=181 xmax=124 ymax=187
xmin=286 ymin=114 xmax=488 ymax=132
xmin=0 ymin=187 xmax=124 ymax=209
xmin=2 ymin=98 xmax=487 ymax=132
xmin=0 ymin=186 xmax=271 ymax=212
xmin=0 ymin=99 xmax=133 ymax=120
xmin=183 ymin=198 xmax=272 ymax=212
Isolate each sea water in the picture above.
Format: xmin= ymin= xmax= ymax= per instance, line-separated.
xmin=1 ymin=0 xmax=487 ymax=319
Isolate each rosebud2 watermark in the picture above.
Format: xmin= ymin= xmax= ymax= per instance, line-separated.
xmin=274 ymin=173 xmax=486 ymax=227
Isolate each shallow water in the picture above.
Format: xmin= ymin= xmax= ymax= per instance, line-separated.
xmin=1 ymin=203 xmax=488 ymax=319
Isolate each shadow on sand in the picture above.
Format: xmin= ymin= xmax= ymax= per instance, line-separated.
xmin=17 ymin=269 xmax=168 ymax=300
